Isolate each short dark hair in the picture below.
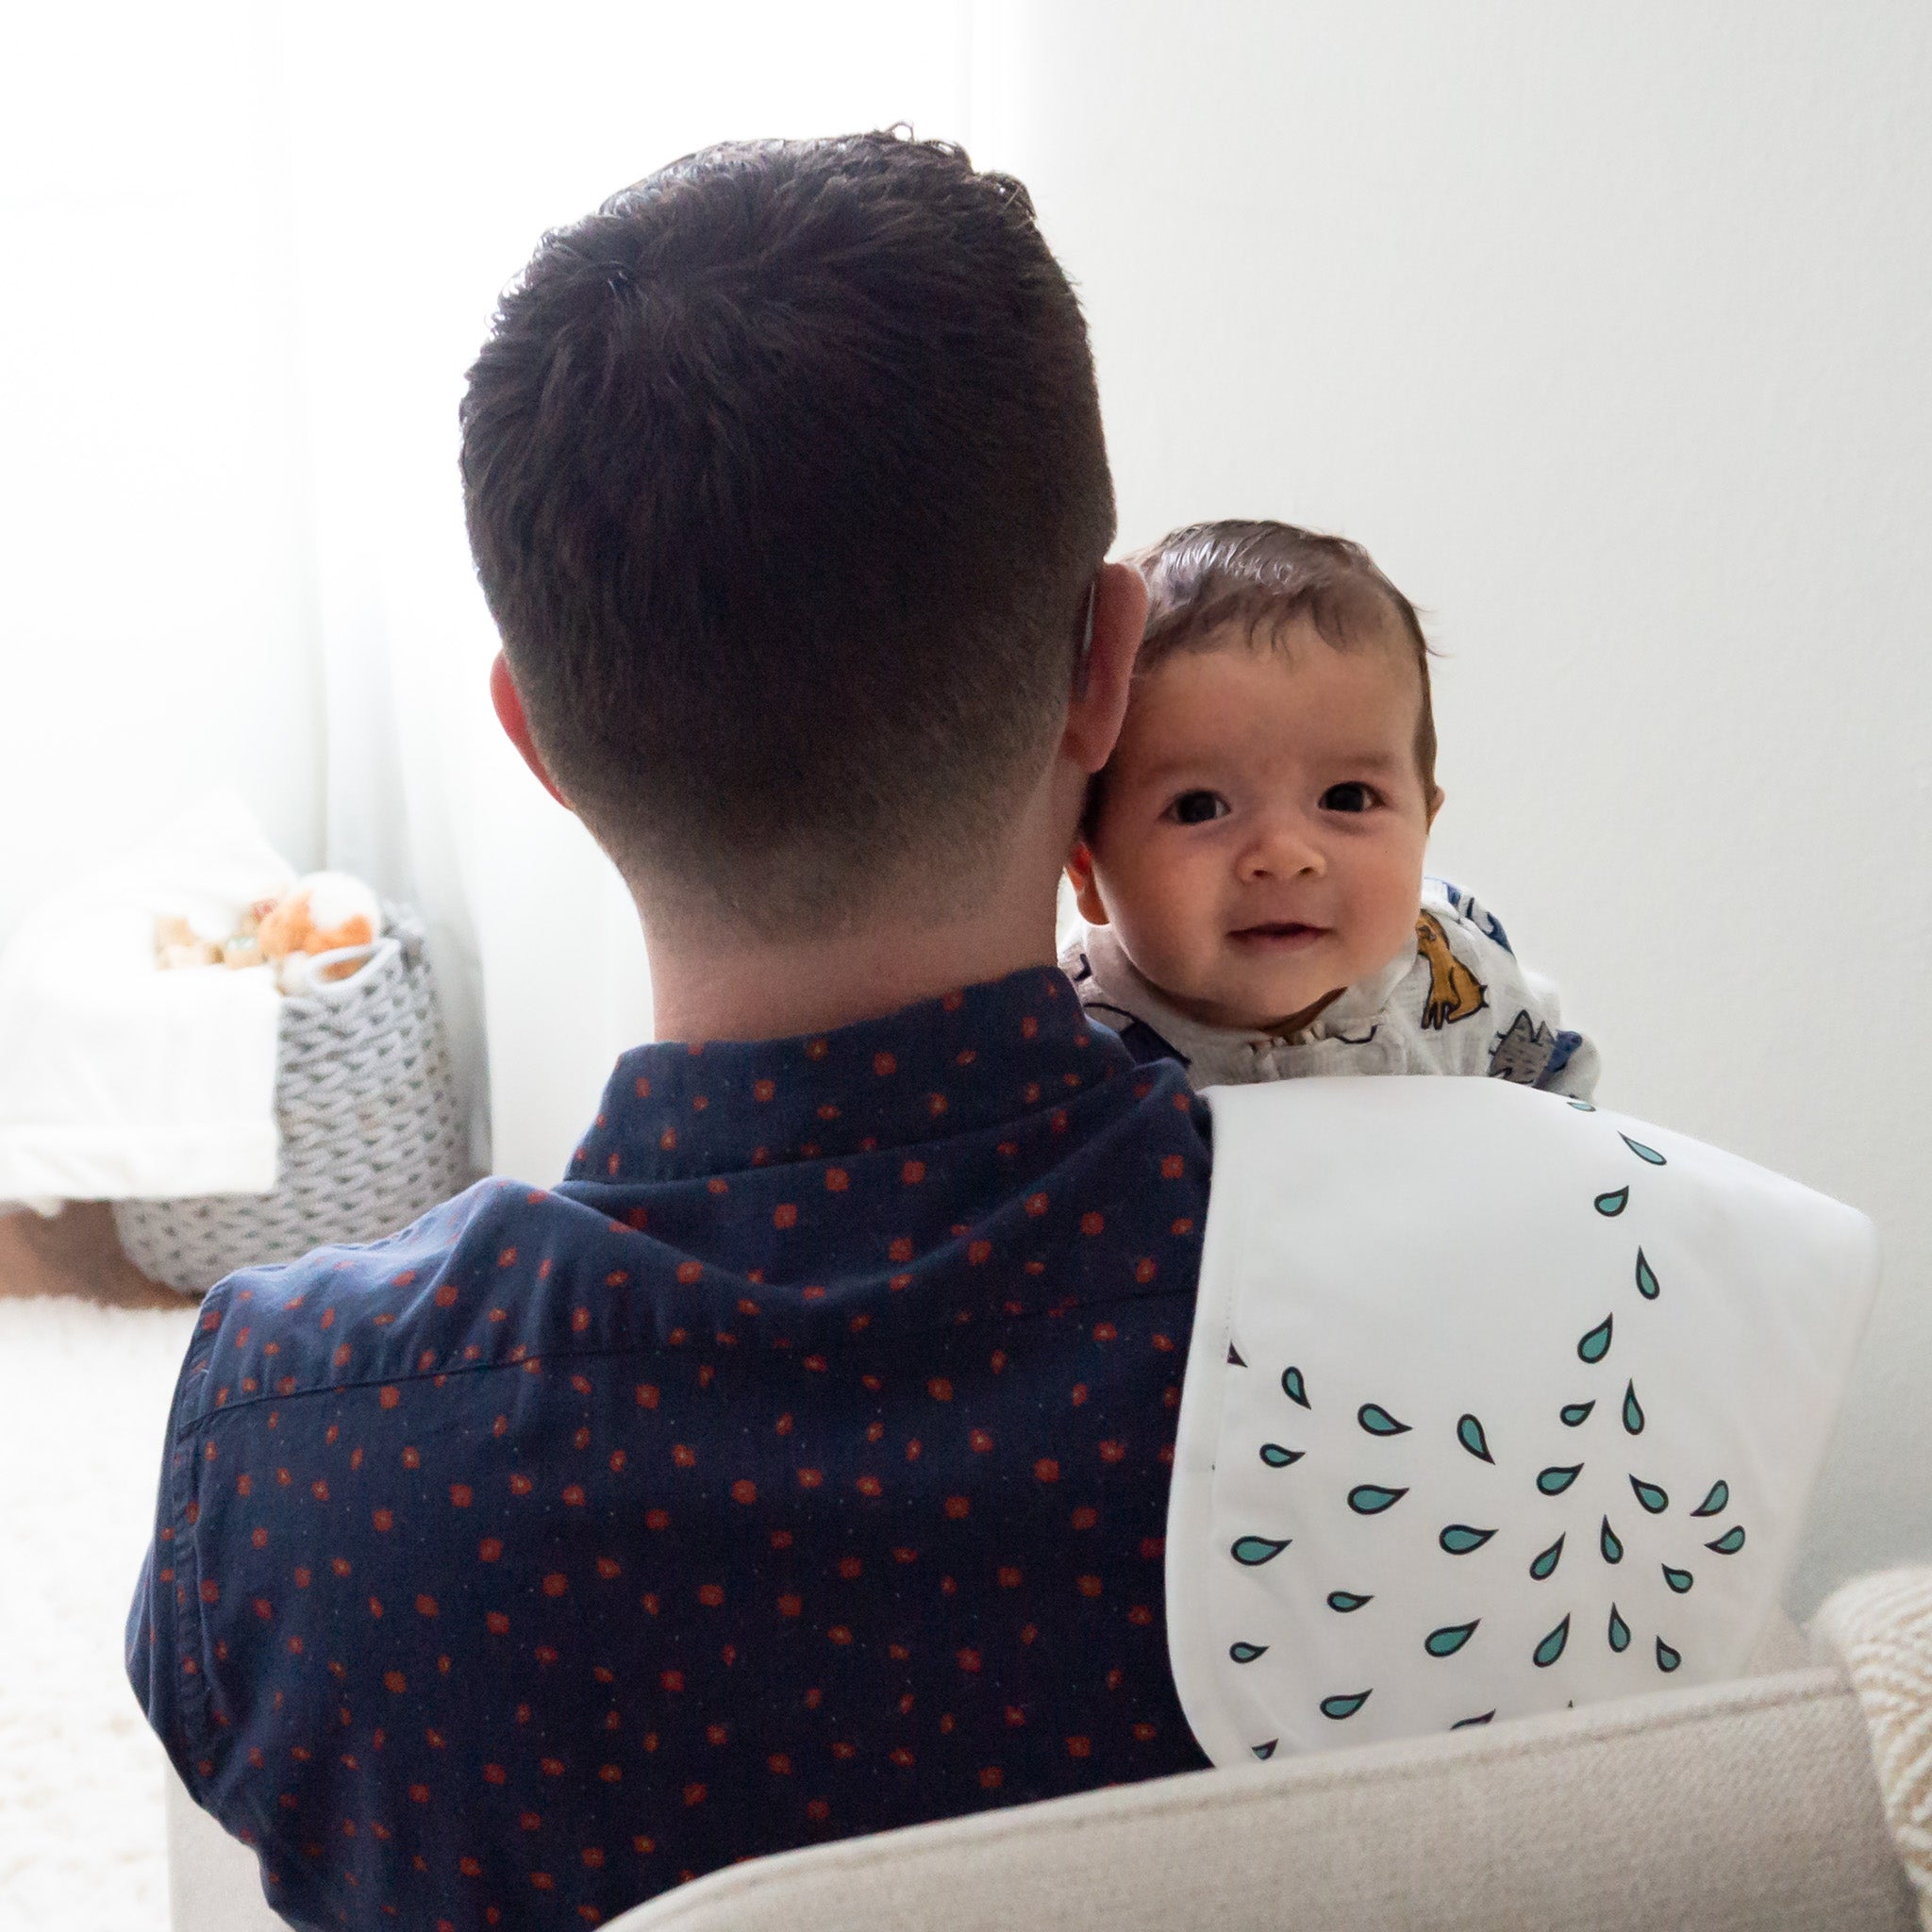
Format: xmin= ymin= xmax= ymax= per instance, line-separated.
xmin=1128 ymin=519 xmax=1437 ymax=788
xmin=460 ymin=131 xmax=1114 ymax=934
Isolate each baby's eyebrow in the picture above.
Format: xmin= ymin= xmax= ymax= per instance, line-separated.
xmin=1127 ymin=754 xmax=1228 ymax=789
xmin=1132 ymin=745 xmax=1407 ymax=785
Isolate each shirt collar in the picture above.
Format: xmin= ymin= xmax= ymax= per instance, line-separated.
xmin=567 ymin=964 xmax=1123 ymax=1185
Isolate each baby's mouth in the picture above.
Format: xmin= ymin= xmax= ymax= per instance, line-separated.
xmin=1228 ymin=922 xmax=1329 ymax=949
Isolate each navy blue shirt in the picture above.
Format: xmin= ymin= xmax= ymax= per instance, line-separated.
xmin=130 ymin=966 xmax=1215 ymax=1929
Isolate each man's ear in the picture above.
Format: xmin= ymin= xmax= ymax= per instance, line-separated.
xmin=1065 ymin=840 xmax=1109 ymax=926
xmin=1426 ymin=785 xmax=1446 ymax=830
xmin=1060 ymin=561 xmax=1146 ymax=775
xmin=490 ymin=654 xmax=571 ymax=808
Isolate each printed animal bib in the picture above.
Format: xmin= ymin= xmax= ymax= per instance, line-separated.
xmin=1165 ymin=1078 xmax=1878 ymax=1762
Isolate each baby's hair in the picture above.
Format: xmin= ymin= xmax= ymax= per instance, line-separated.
xmin=1125 ymin=519 xmax=1438 ymax=792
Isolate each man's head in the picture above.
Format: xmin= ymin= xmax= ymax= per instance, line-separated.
xmin=1069 ymin=521 xmax=1443 ymax=1036
xmin=461 ymin=132 xmax=1117 ymax=941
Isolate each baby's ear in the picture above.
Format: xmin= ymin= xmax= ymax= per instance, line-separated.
xmin=1065 ymin=841 xmax=1108 ymax=924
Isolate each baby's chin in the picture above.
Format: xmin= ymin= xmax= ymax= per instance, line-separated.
xmin=1154 ymin=967 xmax=1348 ymax=1038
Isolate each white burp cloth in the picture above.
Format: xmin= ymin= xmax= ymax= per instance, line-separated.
xmin=1165 ymin=1077 xmax=1879 ymax=1763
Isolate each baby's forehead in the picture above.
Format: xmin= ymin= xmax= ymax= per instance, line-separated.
xmin=1098 ymin=623 xmax=1430 ymax=804
xmin=1129 ymin=618 xmax=1424 ymax=731
xmin=1160 ymin=599 xmax=1415 ymax=672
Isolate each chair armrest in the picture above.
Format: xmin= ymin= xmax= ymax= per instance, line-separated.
xmin=613 ymin=1669 xmax=1918 ymax=1932
xmin=165 ymin=1763 xmax=283 ymax=1932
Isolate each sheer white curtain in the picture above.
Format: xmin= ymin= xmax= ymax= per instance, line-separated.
xmin=6 ymin=1 xmax=990 ymax=1190
xmin=0 ymin=5 xmax=324 ymax=943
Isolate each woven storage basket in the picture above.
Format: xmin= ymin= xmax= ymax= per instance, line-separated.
xmin=111 ymin=914 xmax=474 ymax=1296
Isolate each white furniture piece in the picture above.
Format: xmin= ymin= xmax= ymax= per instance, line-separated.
xmin=166 ymin=1610 xmax=1923 ymax=1931
xmin=614 ymin=1665 xmax=1918 ymax=1932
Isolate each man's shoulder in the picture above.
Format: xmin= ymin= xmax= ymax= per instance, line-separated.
xmin=180 ymin=1179 xmax=619 ymax=1429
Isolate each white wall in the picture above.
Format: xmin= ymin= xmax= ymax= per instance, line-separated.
xmin=988 ymin=0 xmax=1932 ymax=1611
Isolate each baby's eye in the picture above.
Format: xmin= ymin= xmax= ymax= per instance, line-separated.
xmin=1320 ymin=781 xmax=1379 ymax=814
xmin=1167 ymin=790 xmax=1230 ymax=826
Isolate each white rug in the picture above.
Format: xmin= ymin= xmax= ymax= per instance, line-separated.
xmin=0 ymin=1292 xmax=197 ymax=1930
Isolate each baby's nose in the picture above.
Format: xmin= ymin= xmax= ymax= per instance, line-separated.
xmin=1240 ymin=814 xmax=1324 ymax=879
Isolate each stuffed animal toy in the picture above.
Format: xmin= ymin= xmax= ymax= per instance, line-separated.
xmin=154 ymin=914 xmax=223 ymax=972
xmin=154 ymin=874 xmax=383 ymax=992
xmin=256 ymin=874 xmax=385 ymax=992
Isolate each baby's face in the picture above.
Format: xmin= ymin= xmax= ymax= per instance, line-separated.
xmin=1074 ymin=621 xmax=1441 ymax=1034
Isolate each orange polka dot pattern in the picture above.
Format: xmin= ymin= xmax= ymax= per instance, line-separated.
xmin=128 ymin=968 xmax=1212 ymax=1929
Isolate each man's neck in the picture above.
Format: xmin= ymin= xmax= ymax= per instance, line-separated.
xmin=642 ymin=883 xmax=1064 ymax=1045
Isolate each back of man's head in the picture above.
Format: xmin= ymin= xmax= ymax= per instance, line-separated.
xmin=461 ymin=131 xmax=1115 ymax=938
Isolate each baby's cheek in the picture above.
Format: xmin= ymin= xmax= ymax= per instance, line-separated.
xmin=1354 ymin=850 xmax=1428 ymax=969
xmin=1111 ymin=858 xmax=1216 ymax=983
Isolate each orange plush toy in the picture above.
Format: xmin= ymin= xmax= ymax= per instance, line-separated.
xmin=255 ymin=873 xmax=385 ymax=992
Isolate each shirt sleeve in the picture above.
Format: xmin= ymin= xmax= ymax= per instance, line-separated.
xmin=1419 ymin=885 xmax=1602 ymax=1100
xmin=125 ymin=1349 xmax=209 ymax=1805
xmin=1533 ymin=1023 xmax=1602 ymax=1100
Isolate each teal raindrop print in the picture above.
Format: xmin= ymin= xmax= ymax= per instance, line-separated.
xmin=1529 ymin=1533 xmax=1566 ymax=1581
xmin=1440 ymin=1524 xmax=1496 ymax=1555
xmin=1425 ymin=1620 xmax=1480 ymax=1657
xmin=1258 ymin=1443 xmax=1304 ymax=1468
xmin=1706 ymin=1525 xmax=1747 ymax=1555
xmin=1657 ymin=1638 xmax=1682 ymax=1673
xmin=1577 ymin=1315 xmax=1614 ymax=1363
xmin=1620 ymin=1135 xmax=1666 ymax=1165
xmin=1457 ymin=1413 xmax=1493 ymax=1463
xmin=1348 ymin=1484 xmax=1408 ymax=1515
xmin=1281 ymin=1366 xmax=1309 ymax=1408
xmin=1560 ymin=1401 xmax=1595 ymax=1427
xmin=1600 ymin=1516 xmax=1624 ymax=1563
xmin=1595 ymin=1187 xmax=1630 ymax=1216
xmin=1229 ymin=1642 xmax=1269 ymax=1664
xmin=1357 ymin=1403 xmax=1411 ymax=1437
xmin=1320 ymin=1690 xmax=1372 ymax=1721
xmin=1533 ymin=1615 xmax=1572 ymax=1668
xmin=1630 ymin=1475 xmax=1670 ymax=1514
xmin=1569 ymin=1100 xmax=1596 ymax=1111
xmin=1662 ymin=1565 xmax=1694 ymax=1594
xmin=1635 ymin=1249 xmax=1660 ymax=1301
xmin=1607 ymin=1604 xmax=1631 ymax=1652
xmin=1252 ymin=1740 xmax=1276 ymax=1761
xmin=1452 ymin=1711 xmax=1496 ymax=1727
xmin=1623 ymin=1381 xmax=1645 ymax=1435
xmin=1231 ymin=1535 xmax=1291 ymax=1567
xmin=1537 ymin=1462 xmax=1583 ymax=1496
xmin=1690 ymin=1481 xmax=1729 ymax=1518
xmin=1326 ymin=1591 xmax=1374 ymax=1612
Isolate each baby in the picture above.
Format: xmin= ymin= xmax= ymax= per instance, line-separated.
xmin=1062 ymin=520 xmax=1598 ymax=1097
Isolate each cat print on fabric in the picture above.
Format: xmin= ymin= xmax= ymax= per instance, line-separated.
xmin=1488 ymin=1009 xmax=1559 ymax=1084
